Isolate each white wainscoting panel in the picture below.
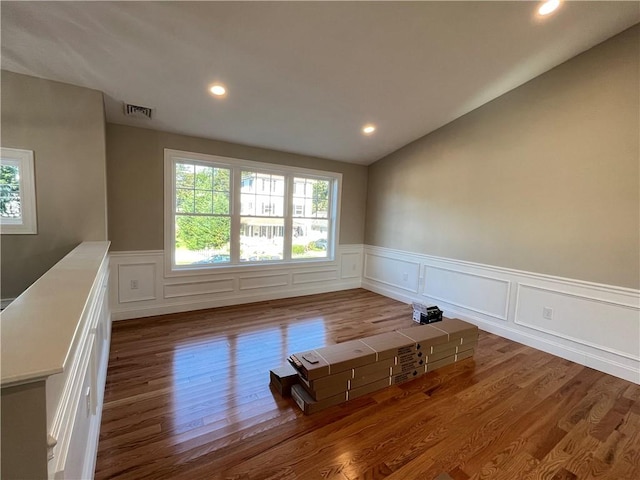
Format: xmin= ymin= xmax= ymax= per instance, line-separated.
xmin=423 ymin=265 xmax=510 ymax=321
xmin=362 ymin=245 xmax=640 ymax=384
xmin=110 ymin=245 xmax=363 ymax=321
xmin=293 ymin=269 xmax=339 ymax=285
xmin=364 ymin=252 xmax=420 ymax=293
xmin=118 ymin=263 xmax=156 ymax=303
xmin=239 ymin=273 xmax=289 ymax=291
xmin=515 ymin=283 xmax=640 ymax=360
xmin=164 ymin=278 xmax=235 ymax=299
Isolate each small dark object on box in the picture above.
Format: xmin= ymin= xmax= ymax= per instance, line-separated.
xmin=412 ymin=302 xmax=443 ymax=324
xmin=270 ymin=363 xmax=299 ymax=397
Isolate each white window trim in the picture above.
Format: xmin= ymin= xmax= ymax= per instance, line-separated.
xmin=0 ymin=147 xmax=37 ymax=235
xmin=164 ymin=149 xmax=342 ymax=277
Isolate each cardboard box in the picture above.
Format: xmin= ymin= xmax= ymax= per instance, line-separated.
xmin=397 ymin=349 xmax=426 ymax=365
xmin=289 ymin=339 xmax=377 ymax=380
xmin=269 ymin=363 xmax=299 ymax=397
xmin=391 ymin=367 xmax=425 ymax=385
xmin=391 ymin=359 xmax=425 ymax=375
xmin=299 ymin=379 xmax=348 ymax=401
xmin=360 ymin=332 xmax=415 ymax=360
xmin=456 ymin=339 xmax=478 ymax=354
xmin=426 ymin=354 xmax=456 ymax=372
xmin=397 ymin=324 xmax=449 ymax=351
xmin=431 ymin=318 xmax=478 ymax=342
xmin=299 ymin=369 xmax=353 ymax=392
xmin=353 ymin=357 xmax=395 ymax=378
xmin=348 ymin=377 xmax=391 ymax=400
xmin=456 ymin=348 xmax=475 ymax=362
xmin=425 ymin=347 xmax=457 ymax=363
xmin=350 ymin=368 xmax=391 ymax=389
xmin=429 ymin=339 xmax=461 ymax=355
xmin=291 ymin=384 xmax=347 ymax=415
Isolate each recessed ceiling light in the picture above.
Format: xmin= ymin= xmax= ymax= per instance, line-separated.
xmin=362 ymin=124 xmax=376 ymax=135
xmin=209 ymin=84 xmax=226 ymax=96
xmin=538 ymin=0 xmax=560 ymax=16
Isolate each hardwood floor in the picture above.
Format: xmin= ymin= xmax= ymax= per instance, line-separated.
xmin=95 ymin=289 xmax=640 ymax=480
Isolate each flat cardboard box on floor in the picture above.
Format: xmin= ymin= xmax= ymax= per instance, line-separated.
xmin=299 ymin=378 xmax=348 ymax=401
xmin=426 ymin=354 xmax=456 ymax=372
xmin=431 ymin=318 xmax=478 ymax=342
xmin=397 ymin=324 xmax=450 ymax=351
xmin=353 ymin=357 xmax=395 ymax=378
xmin=300 ymin=369 xmax=353 ymax=392
xmin=360 ymin=332 xmax=415 ymax=360
xmin=391 ymin=360 xmax=425 ymax=375
xmin=291 ymin=384 xmax=347 ymax=415
xmin=289 ymin=339 xmax=377 ymax=380
xmin=456 ymin=340 xmax=478 ymax=354
xmin=348 ymin=377 xmax=391 ymax=400
xmin=391 ymin=367 xmax=426 ymax=385
xmin=456 ymin=348 xmax=475 ymax=362
xmin=269 ymin=363 xmax=299 ymax=397
xmin=350 ymin=368 xmax=391 ymax=389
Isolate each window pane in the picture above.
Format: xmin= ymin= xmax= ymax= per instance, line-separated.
xmin=292 ymin=219 xmax=329 ymax=259
xmin=194 ymin=165 xmax=213 ymax=190
xmin=240 ymin=217 xmax=284 ymax=262
xmin=194 ymin=190 xmax=213 ymax=214
xmin=176 ymin=188 xmax=194 ymax=213
xmin=293 ymin=177 xmax=329 ymax=219
xmin=176 ymin=163 xmax=194 ymax=188
xmin=0 ymin=164 xmax=21 ymax=219
xmin=241 ymin=171 xmax=284 ymax=217
xmin=175 ymin=215 xmax=231 ymax=265
xmin=213 ymin=192 xmax=229 ymax=215
xmin=214 ymin=167 xmax=230 ymax=189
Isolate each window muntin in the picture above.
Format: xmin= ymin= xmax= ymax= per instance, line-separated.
xmin=0 ymin=148 xmax=37 ymax=234
xmin=165 ymin=150 xmax=340 ymax=271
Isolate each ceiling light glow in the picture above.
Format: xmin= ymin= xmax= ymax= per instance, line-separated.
xmin=209 ymin=84 xmax=226 ymax=96
xmin=538 ymin=0 xmax=560 ymax=16
xmin=362 ymin=125 xmax=376 ymax=135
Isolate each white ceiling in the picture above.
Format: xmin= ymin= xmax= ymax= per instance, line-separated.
xmin=2 ymin=2 xmax=638 ymax=165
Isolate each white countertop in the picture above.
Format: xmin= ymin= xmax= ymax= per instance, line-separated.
xmin=1 ymin=241 xmax=110 ymax=386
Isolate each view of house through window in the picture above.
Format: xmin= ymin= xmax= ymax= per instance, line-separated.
xmin=166 ymin=150 xmax=340 ymax=269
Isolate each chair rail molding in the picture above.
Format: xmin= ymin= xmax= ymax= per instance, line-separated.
xmin=362 ymin=245 xmax=640 ymax=384
xmin=109 ymin=245 xmax=364 ymax=321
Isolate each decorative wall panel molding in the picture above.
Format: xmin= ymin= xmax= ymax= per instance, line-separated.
xmin=364 ymin=252 xmax=420 ymax=293
xmin=362 ymin=245 xmax=640 ymax=384
xmin=423 ymin=265 xmax=510 ymax=321
xmin=109 ymin=245 xmax=363 ymax=321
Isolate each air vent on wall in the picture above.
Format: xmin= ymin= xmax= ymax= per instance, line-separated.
xmin=124 ymin=102 xmax=153 ymax=120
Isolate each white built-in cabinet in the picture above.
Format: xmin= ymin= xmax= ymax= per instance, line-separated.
xmin=1 ymin=242 xmax=111 ymax=479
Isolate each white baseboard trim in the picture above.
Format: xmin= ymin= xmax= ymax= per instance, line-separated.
xmin=109 ymin=245 xmax=364 ymax=321
xmin=362 ymin=245 xmax=640 ymax=384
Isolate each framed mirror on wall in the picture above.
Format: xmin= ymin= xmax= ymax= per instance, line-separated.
xmin=0 ymin=147 xmax=37 ymax=234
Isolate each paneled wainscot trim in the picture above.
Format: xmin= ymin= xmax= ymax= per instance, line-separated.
xmin=109 ymin=245 xmax=363 ymax=321
xmin=362 ymin=245 xmax=640 ymax=384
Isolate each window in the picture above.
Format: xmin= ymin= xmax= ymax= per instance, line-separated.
xmin=0 ymin=147 xmax=37 ymax=234
xmin=165 ymin=149 xmax=341 ymax=271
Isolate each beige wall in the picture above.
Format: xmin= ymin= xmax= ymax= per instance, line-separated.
xmin=106 ymin=124 xmax=368 ymax=251
xmin=365 ymin=26 xmax=640 ymax=289
xmin=1 ymin=71 xmax=108 ymax=298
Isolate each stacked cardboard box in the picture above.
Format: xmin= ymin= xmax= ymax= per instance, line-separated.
xmin=284 ymin=318 xmax=478 ymax=414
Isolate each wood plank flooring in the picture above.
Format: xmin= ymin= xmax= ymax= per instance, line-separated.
xmin=95 ymin=289 xmax=640 ymax=479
